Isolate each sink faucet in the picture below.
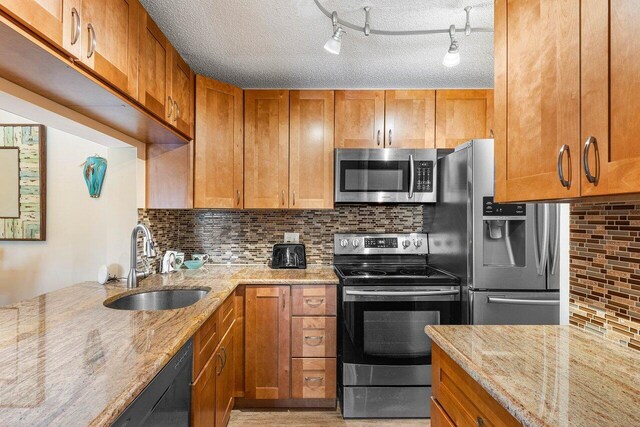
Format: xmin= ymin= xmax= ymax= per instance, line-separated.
xmin=127 ymin=223 xmax=157 ymax=288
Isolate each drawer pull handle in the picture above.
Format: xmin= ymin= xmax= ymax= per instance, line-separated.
xmin=304 ymin=335 xmax=324 ymax=346
xmin=304 ymin=376 xmax=324 ymax=384
xmin=305 ymin=298 xmax=324 ymax=308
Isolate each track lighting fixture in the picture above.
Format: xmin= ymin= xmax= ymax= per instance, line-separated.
xmin=324 ymin=11 xmax=345 ymax=55
xmin=443 ymin=25 xmax=460 ymax=67
xmin=314 ymin=1 xmax=492 ymax=65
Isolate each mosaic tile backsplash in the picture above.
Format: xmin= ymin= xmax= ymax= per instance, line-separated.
xmin=570 ymin=201 xmax=640 ymax=351
xmin=139 ymin=205 xmax=423 ymax=269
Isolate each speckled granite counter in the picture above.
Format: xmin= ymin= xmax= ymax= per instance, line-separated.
xmin=425 ymin=325 xmax=640 ymax=427
xmin=0 ymin=265 xmax=337 ymax=426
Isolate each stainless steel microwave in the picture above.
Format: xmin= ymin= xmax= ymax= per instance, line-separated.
xmin=334 ymin=149 xmax=438 ymax=204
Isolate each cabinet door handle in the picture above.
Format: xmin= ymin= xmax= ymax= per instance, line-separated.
xmin=167 ymin=96 xmax=173 ymax=119
xmin=174 ymin=100 xmax=180 ymax=122
xmin=477 ymin=416 xmax=485 ymax=427
xmin=281 ymin=190 xmax=285 ymax=206
xmin=221 ymin=346 xmax=227 ymax=369
xmin=557 ymin=144 xmax=571 ymax=188
xmin=282 ymin=290 xmax=286 ymax=310
xmin=305 ymin=297 xmax=324 ymax=308
xmin=216 ymin=352 xmax=223 ymax=375
xmin=388 ymin=129 xmax=392 ymax=146
xmin=376 ymin=130 xmax=381 ymax=146
xmin=236 ymin=189 xmax=241 ymax=206
xmin=304 ymin=335 xmax=324 ymax=346
xmin=71 ymin=8 xmax=81 ymax=45
xmin=87 ymin=23 xmax=96 ymax=58
xmin=583 ymin=136 xmax=599 ymax=184
xmin=292 ymin=191 xmax=296 ymax=206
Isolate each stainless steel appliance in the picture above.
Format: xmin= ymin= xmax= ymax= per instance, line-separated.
xmin=334 ymin=233 xmax=460 ymax=419
xmin=427 ymin=139 xmax=560 ymax=325
xmin=113 ymin=339 xmax=192 ymax=426
xmin=270 ymin=243 xmax=307 ymax=269
xmin=335 ymin=149 xmax=438 ymax=204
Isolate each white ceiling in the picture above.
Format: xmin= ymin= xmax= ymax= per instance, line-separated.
xmin=139 ymin=0 xmax=494 ymax=89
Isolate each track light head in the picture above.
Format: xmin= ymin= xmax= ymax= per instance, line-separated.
xmin=324 ymin=26 xmax=345 ymax=54
xmin=443 ymin=25 xmax=460 ymax=67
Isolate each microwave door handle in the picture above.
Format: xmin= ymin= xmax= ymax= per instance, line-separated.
xmin=345 ymin=289 xmax=458 ymax=297
xmin=408 ymin=154 xmax=415 ymax=199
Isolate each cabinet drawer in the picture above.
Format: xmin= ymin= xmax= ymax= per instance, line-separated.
xmin=193 ymin=309 xmax=220 ymax=377
xmin=430 ymin=397 xmax=455 ymax=427
xmin=433 ymin=344 xmax=519 ymax=427
xmin=220 ymin=293 xmax=236 ymax=336
xmin=292 ymin=285 xmax=336 ymax=316
xmin=291 ymin=358 xmax=336 ymax=399
xmin=292 ymin=317 xmax=336 ymax=358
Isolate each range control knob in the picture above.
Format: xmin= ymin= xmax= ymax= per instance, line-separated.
xmin=352 ymin=239 xmax=360 ymax=248
xmin=402 ymin=239 xmax=411 ymax=249
xmin=340 ymin=239 xmax=349 ymax=248
xmin=414 ymin=239 xmax=423 ymax=248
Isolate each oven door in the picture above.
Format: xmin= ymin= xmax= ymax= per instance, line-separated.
xmin=340 ymin=285 xmax=460 ymax=369
xmin=334 ymin=149 xmax=436 ymax=203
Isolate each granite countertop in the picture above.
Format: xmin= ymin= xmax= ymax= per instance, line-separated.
xmin=425 ymin=325 xmax=640 ymax=427
xmin=0 ymin=264 xmax=338 ymax=426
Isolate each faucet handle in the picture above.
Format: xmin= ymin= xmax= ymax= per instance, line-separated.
xmin=143 ymin=236 xmax=156 ymax=258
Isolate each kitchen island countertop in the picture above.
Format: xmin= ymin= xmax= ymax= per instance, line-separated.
xmin=0 ymin=264 xmax=338 ymax=426
xmin=425 ymin=324 xmax=640 ymax=426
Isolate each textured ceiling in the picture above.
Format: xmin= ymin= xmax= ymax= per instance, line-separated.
xmin=139 ymin=0 xmax=494 ymax=89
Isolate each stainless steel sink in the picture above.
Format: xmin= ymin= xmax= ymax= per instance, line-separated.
xmin=104 ymin=288 xmax=210 ymax=311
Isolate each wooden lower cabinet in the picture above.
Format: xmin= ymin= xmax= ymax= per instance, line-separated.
xmin=291 ymin=358 xmax=336 ymax=399
xmin=215 ymin=328 xmax=235 ymax=427
xmin=431 ymin=343 xmax=519 ymax=427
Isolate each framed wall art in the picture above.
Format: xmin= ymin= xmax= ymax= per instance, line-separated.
xmin=0 ymin=125 xmax=46 ymax=241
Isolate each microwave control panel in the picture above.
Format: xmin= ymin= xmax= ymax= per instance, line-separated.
xmin=415 ymin=161 xmax=433 ymax=192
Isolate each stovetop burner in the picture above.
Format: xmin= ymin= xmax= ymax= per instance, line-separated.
xmin=351 ymin=269 xmax=388 ymax=276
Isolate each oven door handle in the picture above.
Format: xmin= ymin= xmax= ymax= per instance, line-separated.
xmin=487 ymin=297 xmax=560 ymax=306
xmin=345 ymin=289 xmax=458 ymax=297
xmin=408 ymin=154 xmax=415 ymax=199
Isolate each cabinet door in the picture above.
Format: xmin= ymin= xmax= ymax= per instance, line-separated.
xmin=170 ymin=47 xmax=194 ymax=137
xmin=191 ymin=350 xmax=217 ymax=427
xmin=245 ymin=285 xmax=290 ymax=400
xmin=581 ymin=0 xmax=640 ymax=196
xmin=80 ymin=0 xmax=139 ymax=98
xmin=335 ymin=90 xmax=385 ymax=148
xmin=194 ymin=76 xmax=243 ymax=209
xmin=216 ymin=329 xmax=235 ymax=427
xmin=385 ymin=90 xmax=436 ymax=148
xmin=138 ymin=10 xmax=171 ymax=121
xmin=289 ymin=90 xmax=334 ymax=209
xmin=494 ymin=0 xmax=580 ymax=202
xmin=435 ymin=90 xmax=493 ymax=149
xmin=244 ymin=90 xmax=289 ymax=209
xmin=0 ymin=0 xmax=82 ymax=58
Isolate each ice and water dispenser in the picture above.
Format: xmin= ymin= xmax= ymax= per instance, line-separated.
xmin=482 ymin=197 xmax=526 ymax=267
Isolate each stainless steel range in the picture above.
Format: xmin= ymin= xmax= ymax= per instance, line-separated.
xmin=334 ymin=233 xmax=460 ymax=419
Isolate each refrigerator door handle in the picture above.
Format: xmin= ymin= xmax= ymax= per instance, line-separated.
xmin=549 ymin=205 xmax=561 ymax=276
xmin=533 ymin=205 xmax=541 ymax=273
xmin=487 ymin=296 xmax=560 ymax=306
xmin=538 ymin=204 xmax=550 ymax=276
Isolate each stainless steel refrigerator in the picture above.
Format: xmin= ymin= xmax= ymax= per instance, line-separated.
xmin=426 ymin=139 xmax=560 ymax=325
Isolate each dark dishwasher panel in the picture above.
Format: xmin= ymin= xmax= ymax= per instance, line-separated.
xmin=113 ymin=339 xmax=193 ymax=426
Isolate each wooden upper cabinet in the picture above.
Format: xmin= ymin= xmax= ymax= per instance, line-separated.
xmin=435 ymin=90 xmax=493 ymax=149
xmin=138 ymin=9 xmax=170 ymax=121
xmin=244 ymin=90 xmax=289 ymax=209
xmin=335 ymin=90 xmax=385 ymax=148
xmin=80 ymin=0 xmax=139 ymax=98
xmin=170 ymin=46 xmax=194 ymax=137
xmin=581 ymin=0 xmax=640 ymax=197
xmin=289 ymin=90 xmax=334 ymax=209
xmin=385 ymin=90 xmax=436 ymax=148
xmin=244 ymin=286 xmax=290 ymax=400
xmin=194 ymin=76 xmax=243 ymax=209
xmin=0 ymin=0 xmax=83 ymax=58
xmin=494 ymin=0 xmax=580 ymax=202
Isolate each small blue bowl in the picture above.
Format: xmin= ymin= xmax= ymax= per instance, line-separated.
xmin=183 ymin=260 xmax=205 ymax=269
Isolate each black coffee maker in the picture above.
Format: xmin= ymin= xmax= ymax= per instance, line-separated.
xmin=270 ymin=243 xmax=306 ymax=269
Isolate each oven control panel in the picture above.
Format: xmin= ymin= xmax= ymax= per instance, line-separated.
xmin=415 ymin=161 xmax=433 ymax=192
xmin=335 ymin=233 xmax=429 ymax=255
